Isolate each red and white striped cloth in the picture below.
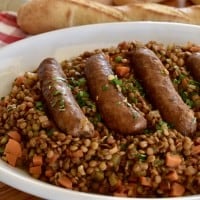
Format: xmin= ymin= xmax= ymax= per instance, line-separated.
xmin=0 ymin=12 xmax=28 ymax=47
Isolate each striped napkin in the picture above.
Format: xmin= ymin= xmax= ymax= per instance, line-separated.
xmin=0 ymin=12 xmax=27 ymax=47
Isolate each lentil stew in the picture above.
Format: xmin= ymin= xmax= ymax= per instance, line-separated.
xmin=0 ymin=40 xmax=200 ymax=198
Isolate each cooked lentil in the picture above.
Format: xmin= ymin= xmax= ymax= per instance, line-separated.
xmin=0 ymin=40 xmax=200 ymax=197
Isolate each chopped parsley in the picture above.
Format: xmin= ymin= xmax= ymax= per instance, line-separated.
xmin=143 ymin=129 xmax=152 ymax=134
xmin=58 ymin=99 xmax=65 ymax=111
xmin=137 ymin=153 xmax=147 ymax=162
xmin=134 ymin=80 xmax=145 ymax=96
xmin=156 ymin=120 xmax=168 ymax=131
xmin=114 ymin=55 xmax=123 ymax=63
xmin=47 ymin=129 xmax=54 ymax=137
xmin=35 ymin=101 xmax=44 ymax=111
xmin=68 ymin=77 xmax=86 ymax=87
xmin=189 ymin=79 xmax=200 ymax=86
xmin=110 ymin=76 xmax=123 ymax=87
xmin=53 ymin=90 xmax=62 ymax=96
xmin=179 ymin=90 xmax=194 ymax=108
xmin=76 ymin=91 xmax=89 ymax=107
xmin=0 ymin=147 xmax=4 ymax=155
xmin=173 ymin=73 xmax=187 ymax=85
xmin=102 ymin=84 xmax=109 ymax=91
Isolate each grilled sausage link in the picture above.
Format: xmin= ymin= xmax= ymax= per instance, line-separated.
xmin=186 ymin=52 xmax=200 ymax=81
xmin=38 ymin=58 xmax=94 ymax=137
xmin=131 ymin=47 xmax=197 ymax=136
xmin=84 ymin=53 xmax=147 ymax=134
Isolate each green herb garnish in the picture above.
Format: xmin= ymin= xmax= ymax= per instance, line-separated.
xmin=102 ymin=84 xmax=109 ymax=91
xmin=179 ymin=90 xmax=194 ymax=108
xmin=115 ymin=55 xmax=123 ymax=63
xmin=137 ymin=153 xmax=147 ymax=162
xmin=35 ymin=101 xmax=44 ymax=111
xmin=76 ymin=91 xmax=89 ymax=107
xmin=0 ymin=147 xmax=4 ymax=155
xmin=47 ymin=129 xmax=54 ymax=137
xmin=111 ymin=76 xmax=122 ymax=86
xmin=156 ymin=120 xmax=168 ymax=131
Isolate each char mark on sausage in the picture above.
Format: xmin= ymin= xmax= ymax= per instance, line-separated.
xmin=38 ymin=58 xmax=94 ymax=137
xmin=84 ymin=53 xmax=147 ymax=135
xmin=131 ymin=47 xmax=197 ymax=136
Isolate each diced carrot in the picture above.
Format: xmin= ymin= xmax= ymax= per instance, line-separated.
xmin=15 ymin=76 xmax=25 ymax=86
xmin=45 ymin=169 xmax=54 ymax=177
xmin=58 ymin=175 xmax=72 ymax=189
xmin=71 ymin=149 xmax=84 ymax=158
xmin=5 ymin=153 xmax=18 ymax=167
xmin=113 ymin=192 xmax=128 ymax=197
xmin=140 ymin=176 xmax=152 ymax=187
xmin=7 ymin=131 xmax=21 ymax=142
xmin=115 ymin=65 xmax=130 ymax=77
xmin=32 ymin=155 xmax=43 ymax=166
xmin=29 ymin=165 xmax=42 ymax=176
xmin=166 ymin=171 xmax=179 ymax=181
xmin=191 ymin=145 xmax=200 ymax=155
xmin=170 ymin=182 xmax=185 ymax=197
xmin=4 ymin=138 xmax=22 ymax=157
xmin=166 ymin=153 xmax=182 ymax=168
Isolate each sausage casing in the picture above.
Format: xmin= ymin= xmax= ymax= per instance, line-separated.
xmin=84 ymin=53 xmax=147 ymax=134
xmin=132 ymin=47 xmax=197 ymax=136
xmin=38 ymin=58 xmax=94 ymax=137
xmin=186 ymin=52 xmax=200 ymax=81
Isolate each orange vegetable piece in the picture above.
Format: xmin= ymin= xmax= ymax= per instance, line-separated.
xmin=140 ymin=176 xmax=152 ymax=187
xmin=5 ymin=153 xmax=18 ymax=167
xmin=170 ymin=182 xmax=185 ymax=197
xmin=7 ymin=131 xmax=21 ymax=142
xmin=15 ymin=75 xmax=25 ymax=86
xmin=45 ymin=169 xmax=54 ymax=177
xmin=58 ymin=175 xmax=73 ymax=189
xmin=29 ymin=165 xmax=42 ymax=176
xmin=71 ymin=149 xmax=84 ymax=158
xmin=4 ymin=138 xmax=22 ymax=157
xmin=191 ymin=145 xmax=200 ymax=155
xmin=113 ymin=192 xmax=128 ymax=197
xmin=32 ymin=155 xmax=43 ymax=166
xmin=166 ymin=153 xmax=182 ymax=168
xmin=115 ymin=66 xmax=130 ymax=77
xmin=166 ymin=171 xmax=179 ymax=181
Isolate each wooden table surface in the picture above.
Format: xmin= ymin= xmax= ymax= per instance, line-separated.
xmin=0 ymin=182 xmax=41 ymax=200
xmin=0 ymin=0 xmax=194 ymax=199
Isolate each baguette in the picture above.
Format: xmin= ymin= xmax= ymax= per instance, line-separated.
xmin=17 ymin=0 xmax=127 ymax=34
xmin=191 ymin=0 xmax=200 ymax=4
xmin=113 ymin=0 xmax=166 ymax=6
xmin=117 ymin=3 xmax=191 ymax=23
xmin=17 ymin=0 xmax=200 ymax=35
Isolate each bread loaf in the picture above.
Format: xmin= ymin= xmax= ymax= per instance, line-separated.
xmin=113 ymin=0 xmax=166 ymax=6
xmin=190 ymin=0 xmax=200 ymax=4
xmin=17 ymin=0 xmax=127 ymax=34
xmin=17 ymin=0 xmax=200 ymax=35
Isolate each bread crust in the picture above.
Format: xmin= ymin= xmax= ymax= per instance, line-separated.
xmin=17 ymin=0 xmax=127 ymax=34
xmin=113 ymin=0 xmax=166 ymax=6
xmin=190 ymin=0 xmax=200 ymax=4
xmin=17 ymin=0 xmax=200 ymax=34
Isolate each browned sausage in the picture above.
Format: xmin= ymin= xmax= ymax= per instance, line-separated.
xmin=131 ymin=47 xmax=197 ymax=136
xmin=186 ymin=52 xmax=200 ymax=81
xmin=38 ymin=58 xmax=94 ymax=137
xmin=84 ymin=53 xmax=147 ymax=134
